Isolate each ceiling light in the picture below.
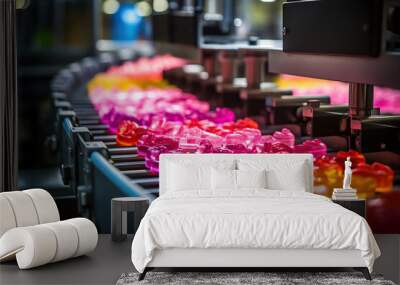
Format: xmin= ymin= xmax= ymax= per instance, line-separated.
xmin=153 ymin=0 xmax=168 ymax=13
xmin=234 ymin=18 xmax=242 ymax=27
xmin=103 ymin=0 xmax=120 ymax=15
xmin=137 ymin=1 xmax=152 ymax=17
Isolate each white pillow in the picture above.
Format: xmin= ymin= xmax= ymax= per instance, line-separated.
xmin=236 ymin=169 xmax=267 ymax=189
xmin=167 ymin=162 xmax=211 ymax=191
xmin=211 ymin=168 xmax=237 ymax=190
xmin=265 ymin=163 xmax=307 ymax=191
xmin=165 ymin=159 xmax=237 ymax=193
xmin=211 ymin=169 xmax=267 ymax=192
xmin=238 ymin=158 xmax=308 ymax=191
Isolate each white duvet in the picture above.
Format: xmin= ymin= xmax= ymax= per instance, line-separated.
xmin=131 ymin=190 xmax=380 ymax=273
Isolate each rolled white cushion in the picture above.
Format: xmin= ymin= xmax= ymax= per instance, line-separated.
xmin=1 ymin=191 xmax=39 ymax=227
xmin=65 ymin=218 xmax=98 ymax=257
xmin=42 ymin=222 xmax=79 ymax=262
xmin=0 ymin=189 xmax=59 ymax=238
xmin=0 ymin=226 xmax=57 ymax=269
xmin=0 ymin=218 xmax=98 ymax=269
xmin=23 ymin=189 xmax=60 ymax=224
xmin=0 ymin=196 xmax=17 ymax=237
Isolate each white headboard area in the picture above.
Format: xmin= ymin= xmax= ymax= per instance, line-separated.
xmin=159 ymin=154 xmax=314 ymax=196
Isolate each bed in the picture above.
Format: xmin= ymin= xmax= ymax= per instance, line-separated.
xmin=131 ymin=154 xmax=380 ymax=280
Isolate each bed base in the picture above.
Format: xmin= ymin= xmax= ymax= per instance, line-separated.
xmin=138 ymin=267 xmax=371 ymax=281
xmin=138 ymin=248 xmax=372 ymax=281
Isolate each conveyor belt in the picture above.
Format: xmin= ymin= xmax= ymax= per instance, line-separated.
xmin=69 ymin=99 xmax=161 ymax=198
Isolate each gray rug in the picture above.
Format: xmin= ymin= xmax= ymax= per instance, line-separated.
xmin=116 ymin=272 xmax=395 ymax=285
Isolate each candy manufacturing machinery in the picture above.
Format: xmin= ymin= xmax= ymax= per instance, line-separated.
xmin=301 ymin=102 xmax=352 ymax=151
xmin=200 ymin=43 xmax=278 ymax=115
xmin=269 ymin=0 xmax=400 ymax=160
xmin=165 ymin=42 xmax=317 ymax=137
xmin=188 ymin=0 xmax=400 ymax=150
xmin=179 ymin=42 xmax=332 ymax=138
xmin=237 ymin=43 xmax=331 ymax=137
xmin=155 ymin=1 xmax=316 ymax=126
xmin=268 ymin=0 xmax=400 ymax=234
xmin=301 ymin=99 xmax=385 ymax=152
xmin=162 ymin=48 xmax=220 ymax=106
xmin=215 ymin=47 xmax=245 ymax=111
xmin=197 ymin=48 xmax=221 ymax=103
xmin=155 ymin=0 xmax=400 ymax=151
xmin=153 ymin=0 xmax=221 ymax=97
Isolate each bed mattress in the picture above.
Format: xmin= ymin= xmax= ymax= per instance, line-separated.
xmin=131 ymin=190 xmax=380 ymax=273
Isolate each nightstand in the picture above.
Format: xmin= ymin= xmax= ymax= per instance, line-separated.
xmin=332 ymin=199 xmax=366 ymax=218
xmin=111 ymin=197 xmax=149 ymax=242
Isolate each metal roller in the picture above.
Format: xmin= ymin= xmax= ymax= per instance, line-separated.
xmin=113 ymin=161 xmax=146 ymax=171
xmin=111 ymin=154 xmax=143 ymax=162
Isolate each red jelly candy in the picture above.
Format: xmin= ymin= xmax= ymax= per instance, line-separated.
xmin=117 ymin=120 xmax=149 ymax=147
xmin=336 ymin=150 xmax=365 ymax=169
xmin=371 ymin=162 xmax=394 ymax=193
xmin=234 ymin=118 xmax=259 ymax=130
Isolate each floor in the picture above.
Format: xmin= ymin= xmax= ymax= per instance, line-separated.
xmin=1 ymin=234 xmax=398 ymax=285
xmin=0 ymin=235 xmax=134 ymax=285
